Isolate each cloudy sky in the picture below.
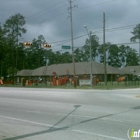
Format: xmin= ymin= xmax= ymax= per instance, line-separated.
xmin=1 ymin=0 xmax=140 ymax=53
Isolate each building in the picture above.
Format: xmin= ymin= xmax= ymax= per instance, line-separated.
xmin=17 ymin=61 xmax=127 ymax=86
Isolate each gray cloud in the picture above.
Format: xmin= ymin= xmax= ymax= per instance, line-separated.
xmin=1 ymin=0 xmax=140 ymax=52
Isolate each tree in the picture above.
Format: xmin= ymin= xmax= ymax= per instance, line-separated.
xmin=98 ymin=44 xmax=103 ymax=64
xmin=3 ymin=13 xmax=26 ymax=79
xmin=0 ymin=24 xmax=7 ymax=78
xmin=61 ymin=52 xmax=72 ymax=63
xmin=90 ymin=35 xmax=99 ymax=61
xmin=83 ymin=34 xmax=99 ymax=62
xmin=107 ymin=44 xmax=121 ymax=68
xmin=119 ymin=45 xmax=126 ymax=67
xmin=4 ymin=13 xmax=26 ymax=41
xmin=130 ymin=24 xmax=140 ymax=42
xmin=125 ymin=46 xmax=139 ymax=66
xmin=119 ymin=45 xmax=139 ymax=67
xmin=98 ymin=42 xmax=110 ymax=65
xmin=53 ymin=51 xmax=61 ymax=64
xmin=74 ymin=48 xmax=83 ymax=62
xmin=130 ymin=24 xmax=140 ymax=64
xmin=34 ymin=35 xmax=46 ymax=67
xmin=46 ymin=49 xmax=56 ymax=65
xmin=23 ymin=35 xmax=47 ymax=69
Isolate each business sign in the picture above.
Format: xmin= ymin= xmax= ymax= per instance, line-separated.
xmin=79 ymin=79 xmax=90 ymax=86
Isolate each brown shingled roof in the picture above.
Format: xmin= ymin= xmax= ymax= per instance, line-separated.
xmin=17 ymin=61 xmax=127 ymax=76
xmin=17 ymin=69 xmax=33 ymax=76
xmin=121 ymin=66 xmax=140 ymax=75
xmin=31 ymin=66 xmax=48 ymax=76
xmin=46 ymin=61 xmax=126 ymax=75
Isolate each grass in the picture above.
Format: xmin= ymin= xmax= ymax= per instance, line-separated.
xmin=136 ymin=95 xmax=140 ymax=98
xmin=1 ymin=81 xmax=140 ymax=90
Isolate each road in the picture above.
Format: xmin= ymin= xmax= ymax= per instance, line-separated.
xmin=0 ymin=87 xmax=139 ymax=140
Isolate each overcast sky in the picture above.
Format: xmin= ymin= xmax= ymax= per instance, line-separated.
xmin=1 ymin=0 xmax=140 ymax=53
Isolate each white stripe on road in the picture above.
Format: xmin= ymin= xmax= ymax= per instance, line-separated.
xmin=0 ymin=115 xmax=127 ymax=140
xmin=72 ymin=130 xmax=127 ymax=140
xmin=0 ymin=115 xmax=55 ymax=128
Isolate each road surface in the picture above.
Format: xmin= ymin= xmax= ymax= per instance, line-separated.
xmin=0 ymin=87 xmax=139 ymax=140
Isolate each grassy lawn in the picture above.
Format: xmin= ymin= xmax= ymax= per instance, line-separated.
xmin=1 ymin=81 xmax=140 ymax=90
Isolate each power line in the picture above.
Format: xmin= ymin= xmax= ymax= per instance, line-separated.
xmin=21 ymin=0 xmax=135 ymax=45
xmin=50 ymin=38 xmax=71 ymax=44
xmin=72 ymin=0 xmax=116 ymax=24
xmin=33 ymin=12 xmax=67 ymax=24
xmin=77 ymin=0 xmax=115 ymax=10
xmin=21 ymin=0 xmax=52 ymax=16
xmin=26 ymin=0 xmax=67 ymax=21
xmin=113 ymin=42 xmax=140 ymax=46
xmin=23 ymin=1 xmax=68 ymax=29
xmin=23 ymin=23 xmax=137 ymax=49
xmin=106 ymin=24 xmax=136 ymax=32
xmin=50 ymin=24 xmax=136 ymax=47
xmin=49 ymin=42 xmax=140 ymax=56
xmin=23 ymin=0 xmax=117 ymax=35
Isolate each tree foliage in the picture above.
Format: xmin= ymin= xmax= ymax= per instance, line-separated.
xmin=0 ymin=13 xmax=140 ymax=79
xmin=83 ymin=34 xmax=99 ymax=61
xmin=0 ymin=13 xmax=26 ymax=80
xmin=130 ymin=24 xmax=140 ymax=42
xmin=98 ymin=43 xmax=139 ymax=68
xmin=107 ymin=44 xmax=122 ymax=68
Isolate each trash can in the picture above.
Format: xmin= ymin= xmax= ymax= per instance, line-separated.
xmin=21 ymin=78 xmax=25 ymax=86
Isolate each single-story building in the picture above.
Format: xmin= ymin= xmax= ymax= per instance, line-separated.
xmin=16 ymin=61 xmax=129 ymax=86
xmin=121 ymin=66 xmax=140 ymax=76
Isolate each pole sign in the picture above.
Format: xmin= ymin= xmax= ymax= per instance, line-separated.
xmin=62 ymin=45 xmax=71 ymax=49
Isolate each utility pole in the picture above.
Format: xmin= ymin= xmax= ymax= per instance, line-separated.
xmin=16 ymin=22 xmax=19 ymax=84
xmin=89 ymin=31 xmax=93 ymax=87
xmin=0 ymin=61 xmax=2 ymax=78
xmin=11 ymin=39 xmax=14 ymax=84
xmin=16 ymin=23 xmax=18 ymax=71
xmin=139 ymin=38 xmax=140 ymax=64
xmin=39 ymin=44 xmax=41 ymax=67
xmin=68 ymin=0 xmax=76 ymax=88
xmin=103 ymin=12 xmax=107 ymax=86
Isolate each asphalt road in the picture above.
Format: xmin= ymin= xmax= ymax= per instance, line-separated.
xmin=0 ymin=87 xmax=139 ymax=140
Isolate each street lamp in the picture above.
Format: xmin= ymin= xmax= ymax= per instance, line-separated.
xmin=84 ymin=25 xmax=92 ymax=86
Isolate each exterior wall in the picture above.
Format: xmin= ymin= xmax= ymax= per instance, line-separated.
xmin=17 ymin=74 xmax=125 ymax=86
xmin=78 ymin=74 xmax=121 ymax=86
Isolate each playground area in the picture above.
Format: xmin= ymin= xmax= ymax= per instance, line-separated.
xmin=24 ymin=75 xmax=74 ymax=86
xmin=0 ymin=75 xmax=100 ymax=87
xmin=1 ymin=73 xmax=140 ymax=89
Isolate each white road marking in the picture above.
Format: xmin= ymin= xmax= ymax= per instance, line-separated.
xmin=0 ymin=114 xmax=127 ymax=140
xmin=0 ymin=97 xmax=137 ymax=123
xmin=72 ymin=130 xmax=127 ymax=140
xmin=0 ymin=115 xmax=55 ymax=128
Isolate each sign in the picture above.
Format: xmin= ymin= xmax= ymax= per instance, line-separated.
xmin=62 ymin=45 xmax=71 ymax=49
xmin=79 ymin=79 xmax=90 ymax=86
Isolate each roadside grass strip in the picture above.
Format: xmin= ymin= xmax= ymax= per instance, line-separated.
xmin=136 ymin=95 xmax=140 ymax=98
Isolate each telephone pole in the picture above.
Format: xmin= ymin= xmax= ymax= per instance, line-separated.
xmin=103 ymin=12 xmax=107 ymax=86
xmin=68 ymin=0 xmax=76 ymax=88
xmin=16 ymin=23 xmax=18 ymax=71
